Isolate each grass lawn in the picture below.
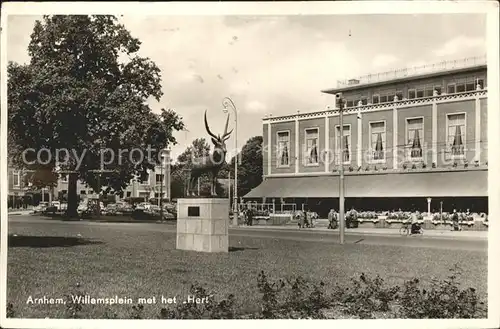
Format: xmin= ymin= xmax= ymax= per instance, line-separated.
xmin=7 ymin=222 xmax=487 ymax=319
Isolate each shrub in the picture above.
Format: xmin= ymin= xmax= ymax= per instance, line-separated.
xmin=158 ymin=283 xmax=236 ymax=319
xmin=256 ymin=271 xmax=285 ymax=318
xmin=6 ymin=302 xmax=15 ymax=318
xmin=256 ymin=271 xmax=330 ymax=319
xmin=337 ymin=273 xmax=399 ymax=319
xmin=398 ymin=265 xmax=486 ymax=319
xmin=280 ymin=277 xmax=330 ymax=319
xmin=130 ymin=304 xmax=145 ymax=319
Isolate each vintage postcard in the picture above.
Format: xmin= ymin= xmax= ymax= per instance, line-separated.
xmin=1 ymin=1 xmax=499 ymax=329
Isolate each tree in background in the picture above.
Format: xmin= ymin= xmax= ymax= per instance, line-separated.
xmin=220 ymin=136 xmax=263 ymax=200
xmin=8 ymin=15 xmax=184 ymax=217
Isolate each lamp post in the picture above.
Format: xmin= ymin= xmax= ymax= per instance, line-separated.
xmin=222 ymin=97 xmax=238 ymax=226
xmin=337 ymin=93 xmax=346 ymax=245
xmin=159 ymin=152 xmax=165 ymax=221
xmin=427 ymin=197 xmax=432 ymax=217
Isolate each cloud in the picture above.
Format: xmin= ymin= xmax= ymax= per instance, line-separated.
xmin=372 ymin=54 xmax=399 ymax=68
xmin=433 ymin=36 xmax=486 ymax=57
xmin=246 ymin=100 xmax=267 ymax=113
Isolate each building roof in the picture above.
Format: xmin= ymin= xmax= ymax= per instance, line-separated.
xmin=244 ymin=170 xmax=488 ymax=198
xmin=322 ymin=55 xmax=487 ymax=94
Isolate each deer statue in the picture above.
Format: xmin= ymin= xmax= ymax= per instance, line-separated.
xmin=187 ymin=110 xmax=233 ymax=197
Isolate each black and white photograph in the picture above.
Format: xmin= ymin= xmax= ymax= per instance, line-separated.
xmin=1 ymin=1 xmax=499 ymax=328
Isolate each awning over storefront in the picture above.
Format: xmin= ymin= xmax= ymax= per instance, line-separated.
xmin=244 ymin=170 xmax=488 ymax=198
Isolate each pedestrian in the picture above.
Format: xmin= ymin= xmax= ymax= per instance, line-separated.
xmin=328 ymin=209 xmax=338 ymax=229
xmin=246 ymin=207 xmax=254 ymax=226
xmin=451 ymin=209 xmax=461 ymax=231
xmin=298 ymin=211 xmax=305 ymax=228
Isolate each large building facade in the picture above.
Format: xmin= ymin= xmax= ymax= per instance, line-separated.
xmin=245 ymin=56 xmax=488 ymax=216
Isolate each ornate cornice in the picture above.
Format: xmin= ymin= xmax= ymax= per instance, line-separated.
xmin=262 ymin=89 xmax=488 ymax=124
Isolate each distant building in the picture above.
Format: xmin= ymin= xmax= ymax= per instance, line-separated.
xmin=245 ymin=55 xmax=488 ymax=216
xmin=8 ymin=150 xmax=172 ymax=206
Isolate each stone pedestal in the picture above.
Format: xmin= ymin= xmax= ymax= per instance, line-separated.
xmin=176 ymin=198 xmax=229 ymax=253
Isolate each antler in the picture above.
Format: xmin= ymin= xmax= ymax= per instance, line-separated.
xmin=204 ymin=110 xmax=218 ymax=140
xmin=222 ymin=113 xmax=233 ymax=141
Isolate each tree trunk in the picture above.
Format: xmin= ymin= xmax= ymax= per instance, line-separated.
xmin=67 ymin=173 xmax=79 ymax=218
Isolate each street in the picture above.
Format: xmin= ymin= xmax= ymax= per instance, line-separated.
xmin=8 ymin=215 xmax=487 ymax=252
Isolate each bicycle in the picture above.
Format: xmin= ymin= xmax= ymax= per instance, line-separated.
xmin=399 ymin=222 xmax=424 ymax=236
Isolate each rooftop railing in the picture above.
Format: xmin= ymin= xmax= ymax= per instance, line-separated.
xmin=336 ymin=55 xmax=487 ymax=88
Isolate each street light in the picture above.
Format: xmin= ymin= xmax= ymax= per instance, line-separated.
xmin=222 ymin=97 xmax=238 ymax=226
xmin=159 ymin=151 xmax=166 ymax=222
xmin=336 ymin=93 xmax=346 ymax=245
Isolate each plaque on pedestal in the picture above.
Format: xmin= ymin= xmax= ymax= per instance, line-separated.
xmin=176 ymin=198 xmax=229 ymax=253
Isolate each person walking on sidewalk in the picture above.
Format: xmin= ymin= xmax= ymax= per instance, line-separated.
xmin=451 ymin=209 xmax=462 ymax=231
xmin=328 ymin=209 xmax=338 ymax=229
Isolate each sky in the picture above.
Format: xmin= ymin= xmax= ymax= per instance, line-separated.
xmin=6 ymin=14 xmax=487 ymax=162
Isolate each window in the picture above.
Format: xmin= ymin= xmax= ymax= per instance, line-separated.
xmin=447 ymin=113 xmax=466 ymax=158
xmin=346 ymin=100 xmax=354 ymax=108
xmin=416 ymin=89 xmax=424 ymax=98
xmin=141 ymin=175 xmax=149 ymax=184
xmin=62 ymin=190 xmax=67 ymax=194
xmin=126 ymin=191 xmax=132 ymax=197
xmin=465 ymin=79 xmax=475 ymax=91
xmin=276 ymin=131 xmax=290 ymax=167
xmin=456 ymin=83 xmax=465 ymax=93
xmin=447 ymin=84 xmax=456 ymax=94
xmin=156 ymin=174 xmax=164 ymax=184
xmin=154 ymin=193 xmax=159 ymax=198
xmin=305 ymin=128 xmax=319 ymax=165
xmin=370 ymin=121 xmax=386 ymax=162
xmin=380 ymin=95 xmax=388 ymax=103
xmin=396 ymin=91 xmax=404 ymax=101
xmin=361 ymin=97 xmax=368 ymax=105
xmin=335 ymin=125 xmax=351 ymax=164
xmin=406 ymin=118 xmax=424 ymax=160
xmin=372 ymin=95 xmax=380 ymax=104
xmin=80 ymin=190 xmax=86 ymax=195
xmin=13 ymin=171 xmax=20 ymax=187
xmin=424 ymin=86 xmax=434 ymax=97
xmin=408 ymin=89 xmax=416 ymax=99
xmin=386 ymin=93 xmax=395 ymax=102
xmin=477 ymin=78 xmax=485 ymax=89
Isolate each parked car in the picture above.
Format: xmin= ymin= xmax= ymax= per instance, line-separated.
xmin=51 ymin=201 xmax=61 ymax=210
xmin=78 ymin=200 xmax=104 ymax=216
xmin=136 ymin=202 xmax=152 ymax=210
xmin=33 ymin=202 xmax=49 ymax=214
xmin=116 ymin=202 xmax=134 ymax=214
xmin=103 ymin=203 xmax=119 ymax=216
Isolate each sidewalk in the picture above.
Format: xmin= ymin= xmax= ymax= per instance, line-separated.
xmin=234 ymin=225 xmax=488 ymax=239
xmin=7 ymin=209 xmax=34 ymax=216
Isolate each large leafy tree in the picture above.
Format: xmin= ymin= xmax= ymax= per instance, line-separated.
xmin=8 ymin=15 xmax=184 ymax=216
xmin=220 ymin=136 xmax=263 ymax=199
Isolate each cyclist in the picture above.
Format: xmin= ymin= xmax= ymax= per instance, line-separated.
xmin=410 ymin=213 xmax=421 ymax=234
